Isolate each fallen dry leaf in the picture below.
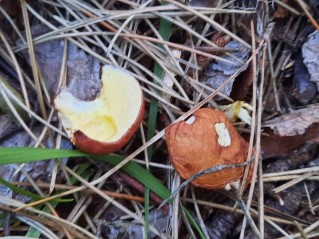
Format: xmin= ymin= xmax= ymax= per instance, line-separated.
xmin=291 ymin=54 xmax=317 ymax=105
xmin=201 ymin=41 xmax=250 ymax=97
xmin=261 ymin=125 xmax=319 ymax=158
xmin=20 ymin=24 xmax=100 ymax=99
xmin=230 ymin=61 xmax=254 ymax=100
xmin=302 ymin=30 xmax=319 ymax=91
xmin=263 ymin=104 xmax=319 ymax=137
xmin=261 ymin=105 xmax=319 ymax=157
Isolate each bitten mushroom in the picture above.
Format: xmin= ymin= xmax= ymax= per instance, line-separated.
xmin=54 ymin=65 xmax=144 ymax=155
xmin=165 ymin=108 xmax=252 ymax=190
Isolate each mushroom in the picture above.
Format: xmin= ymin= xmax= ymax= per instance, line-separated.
xmin=54 ymin=65 xmax=144 ymax=155
xmin=165 ymin=108 xmax=253 ymax=190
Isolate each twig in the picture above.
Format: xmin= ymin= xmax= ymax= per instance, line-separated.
xmin=257 ymin=42 xmax=267 ymax=239
xmin=304 ymin=183 xmax=315 ymax=215
xmin=274 ymin=0 xmax=301 ymax=15
xmin=181 ymin=197 xmax=299 ymax=226
xmin=159 ymin=159 xmax=253 ymax=209
xmin=263 ymin=166 xmax=319 ymax=178
xmin=191 ymin=187 xmax=210 ymax=239
xmin=162 ymin=0 xmax=251 ymax=49
xmin=10 ymin=181 xmax=145 ymax=203
xmin=238 ymin=200 xmax=262 ymax=238
xmin=20 ymin=0 xmax=48 ymax=121
xmin=239 ymin=20 xmax=259 ymax=239
xmin=294 ymin=220 xmax=309 ymax=239
xmin=0 ymin=32 xmax=30 ymax=112
xmin=272 ymin=172 xmax=313 ymax=194
xmin=295 ymin=0 xmax=319 ymax=31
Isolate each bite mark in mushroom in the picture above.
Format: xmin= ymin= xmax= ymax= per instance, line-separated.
xmin=54 ymin=65 xmax=144 ymax=155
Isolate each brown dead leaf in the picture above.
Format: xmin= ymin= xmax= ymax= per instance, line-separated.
xmin=201 ymin=41 xmax=250 ymax=98
xmin=0 ymin=0 xmax=20 ymax=18
xmin=263 ymin=104 xmax=319 ymax=137
xmin=261 ymin=105 xmax=319 ymax=157
xmin=273 ymin=0 xmax=290 ymax=18
xmin=302 ymin=30 xmax=319 ymax=91
xmin=21 ymin=25 xmax=100 ymax=99
xmin=273 ymin=0 xmax=302 ymax=18
xmin=230 ymin=61 xmax=254 ymax=100
xmin=261 ymin=123 xmax=319 ymax=157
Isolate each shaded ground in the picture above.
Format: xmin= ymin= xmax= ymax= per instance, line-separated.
xmin=0 ymin=0 xmax=319 ymax=238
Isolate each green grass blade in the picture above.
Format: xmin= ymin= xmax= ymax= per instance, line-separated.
xmin=0 ymin=148 xmax=204 ymax=237
xmin=96 ymin=154 xmax=171 ymax=201
xmin=25 ymin=200 xmax=60 ymax=238
xmin=0 ymin=147 xmax=88 ymax=164
xmin=0 ymin=147 xmax=171 ymax=201
xmin=145 ymin=11 xmax=172 ymax=238
xmin=182 ymin=206 xmax=206 ymax=239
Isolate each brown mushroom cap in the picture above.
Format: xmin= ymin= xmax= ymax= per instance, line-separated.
xmin=165 ymin=108 xmax=252 ymax=189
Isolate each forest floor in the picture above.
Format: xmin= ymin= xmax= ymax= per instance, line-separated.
xmin=1 ymin=0 xmax=319 ymax=238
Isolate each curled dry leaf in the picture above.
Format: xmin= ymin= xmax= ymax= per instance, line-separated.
xmin=292 ymin=54 xmax=317 ymax=105
xmin=201 ymin=41 xmax=250 ymax=97
xmin=165 ymin=108 xmax=253 ymax=190
xmin=263 ymin=104 xmax=319 ymax=137
xmin=21 ymin=25 xmax=100 ymax=98
xmin=302 ymin=30 xmax=319 ymax=91
xmin=261 ymin=105 xmax=319 ymax=157
xmin=55 ymin=65 xmax=144 ymax=155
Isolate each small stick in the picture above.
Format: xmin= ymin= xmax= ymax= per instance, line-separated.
xmin=272 ymin=172 xmax=313 ymax=194
xmin=295 ymin=0 xmax=319 ymax=31
xmin=158 ymin=159 xmax=253 ymax=209
xmin=10 ymin=181 xmax=144 ymax=203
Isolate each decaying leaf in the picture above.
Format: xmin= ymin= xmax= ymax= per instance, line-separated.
xmin=292 ymin=54 xmax=317 ymax=105
xmin=21 ymin=25 xmax=100 ymax=99
xmin=67 ymin=44 xmax=101 ymax=101
xmin=0 ymin=72 xmax=30 ymax=121
xmin=0 ymin=125 xmax=72 ymax=201
xmin=97 ymin=209 xmax=169 ymax=239
xmin=263 ymin=104 xmax=319 ymax=137
xmin=261 ymin=105 xmax=319 ymax=157
xmin=201 ymin=41 xmax=250 ymax=97
xmin=261 ymin=123 xmax=319 ymax=157
xmin=302 ymin=30 xmax=319 ymax=91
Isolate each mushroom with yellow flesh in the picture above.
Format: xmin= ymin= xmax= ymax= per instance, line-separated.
xmin=54 ymin=65 xmax=144 ymax=155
